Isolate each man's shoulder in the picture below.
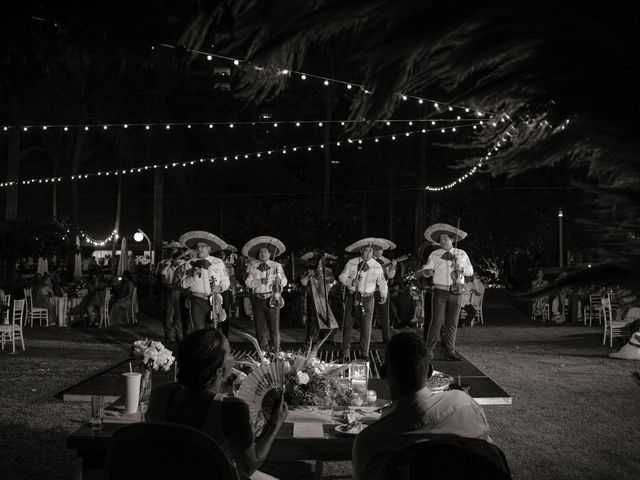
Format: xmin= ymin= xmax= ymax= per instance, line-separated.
xmin=207 ymin=256 xmax=225 ymax=266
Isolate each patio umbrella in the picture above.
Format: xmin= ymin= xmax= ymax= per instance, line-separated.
xmin=179 ymin=231 xmax=227 ymax=251
xmin=74 ymin=236 xmax=82 ymax=279
xmin=117 ymin=237 xmax=129 ymax=276
xmin=242 ymin=236 xmax=286 ymax=259
xmin=344 ymin=237 xmax=385 ymax=253
xmin=37 ymin=257 xmax=49 ymax=275
xmin=424 ymin=223 xmax=467 ymax=244
xmin=162 ymin=240 xmax=184 ymax=249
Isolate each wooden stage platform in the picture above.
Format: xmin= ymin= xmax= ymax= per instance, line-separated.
xmin=56 ymin=343 xmax=511 ymax=406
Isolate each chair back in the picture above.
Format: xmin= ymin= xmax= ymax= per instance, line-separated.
xmin=104 ymin=422 xmax=238 ymax=480
xmin=601 ymin=297 xmax=613 ymax=324
xmin=384 ymin=435 xmax=511 ymax=480
xmin=13 ymin=299 xmax=25 ymax=327
xmin=23 ymin=288 xmax=33 ymax=311
xmin=589 ymin=293 xmax=602 ymax=306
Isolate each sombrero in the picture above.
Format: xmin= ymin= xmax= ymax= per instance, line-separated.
xmin=300 ymin=251 xmax=319 ymax=262
xmin=377 ymin=238 xmax=397 ymax=250
xmin=424 ymin=223 xmax=468 ymax=244
xmin=609 ymin=332 xmax=640 ymax=360
xmin=179 ymin=231 xmax=228 ymax=251
xmin=242 ymin=236 xmax=286 ymax=259
xmin=345 ymin=237 xmax=386 ymax=253
xmin=224 ymin=244 xmax=238 ymax=253
xmin=162 ymin=240 xmax=185 ymax=249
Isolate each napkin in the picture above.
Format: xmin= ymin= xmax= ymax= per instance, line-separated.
xmin=293 ymin=422 xmax=324 ymax=438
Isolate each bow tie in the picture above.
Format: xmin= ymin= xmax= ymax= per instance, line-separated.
xmin=441 ymin=251 xmax=456 ymax=261
xmin=358 ymin=260 xmax=370 ymax=272
xmin=258 ymin=263 xmax=270 ymax=272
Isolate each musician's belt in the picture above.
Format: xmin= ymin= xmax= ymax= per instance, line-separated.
xmin=189 ymin=292 xmax=210 ymax=300
xmin=348 ymin=291 xmax=375 ymax=298
xmin=254 ymin=292 xmax=273 ymax=300
xmin=433 ymin=284 xmax=453 ymax=292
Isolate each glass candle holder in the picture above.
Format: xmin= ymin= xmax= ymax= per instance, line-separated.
xmin=366 ymin=390 xmax=377 ymax=405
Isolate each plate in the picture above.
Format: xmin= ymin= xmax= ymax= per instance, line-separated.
xmin=427 ymin=370 xmax=454 ymax=392
xmin=335 ymin=423 xmax=367 ymax=435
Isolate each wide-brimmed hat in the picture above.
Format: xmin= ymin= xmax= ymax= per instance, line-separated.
xmin=345 ymin=237 xmax=386 ymax=253
xmin=162 ymin=240 xmax=185 ymax=249
xmin=609 ymin=332 xmax=640 ymax=360
xmin=418 ymin=241 xmax=439 ymax=260
xmin=223 ymin=244 xmax=238 ymax=253
xmin=300 ymin=251 xmax=337 ymax=264
xmin=376 ymin=238 xmax=396 ymax=250
xmin=242 ymin=236 xmax=286 ymax=259
xmin=424 ymin=223 xmax=468 ymax=244
xmin=179 ymin=231 xmax=228 ymax=251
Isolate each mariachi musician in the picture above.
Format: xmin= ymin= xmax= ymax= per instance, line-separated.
xmin=300 ymin=251 xmax=339 ymax=347
xmin=179 ymin=231 xmax=230 ymax=334
xmin=372 ymin=238 xmax=398 ymax=344
xmin=243 ymin=236 xmax=288 ymax=353
xmin=414 ymin=223 xmax=473 ymax=361
xmin=338 ymin=238 xmax=388 ymax=362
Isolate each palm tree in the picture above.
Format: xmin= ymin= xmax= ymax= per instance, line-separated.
xmin=174 ymin=1 xmax=640 ymax=294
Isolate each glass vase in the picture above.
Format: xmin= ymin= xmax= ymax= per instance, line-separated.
xmin=139 ymin=368 xmax=153 ymax=405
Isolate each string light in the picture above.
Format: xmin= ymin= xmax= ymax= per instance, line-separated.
xmin=162 ymin=44 xmax=496 ymax=117
xmin=3 ymin=122 xmax=486 ymax=189
xmin=1 ymin=118 xmax=482 ymax=131
xmin=79 ymin=229 xmax=118 ymax=247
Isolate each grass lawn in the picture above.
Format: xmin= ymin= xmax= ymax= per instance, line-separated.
xmin=0 ymin=290 xmax=639 ymax=479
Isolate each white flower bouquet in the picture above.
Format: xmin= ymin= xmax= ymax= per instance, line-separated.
xmin=131 ymin=339 xmax=175 ymax=372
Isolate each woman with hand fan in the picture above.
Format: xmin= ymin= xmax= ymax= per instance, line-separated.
xmin=147 ymin=328 xmax=288 ymax=480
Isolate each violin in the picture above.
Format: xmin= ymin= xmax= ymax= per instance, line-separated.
xmin=209 ymin=274 xmax=227 ymax=326
xmin=351 ymin=261 xmax=368 ymax=318
xmin=269 ymin=265 xmax=285 ymax=309
xmin=449 ymin=217 xmax=465 ymax=295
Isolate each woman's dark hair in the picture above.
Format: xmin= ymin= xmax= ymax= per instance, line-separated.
xmin=176 ymin=328 xmax=227 ymax=389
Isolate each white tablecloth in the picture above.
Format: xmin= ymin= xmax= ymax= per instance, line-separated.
xmin=623 ymin=307 xmax=640 ymax=324
xmin=51 ymin=296 xmax=84 ymax=326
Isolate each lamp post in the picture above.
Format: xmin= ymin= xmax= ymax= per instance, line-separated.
xmin=558 ymin=208 xmax=563 ymax=268
xmin=134 ymin=229 xmax=153 ymax=267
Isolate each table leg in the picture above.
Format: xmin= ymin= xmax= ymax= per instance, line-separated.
xmin=314 ymin=460 xmax=323 ymax=480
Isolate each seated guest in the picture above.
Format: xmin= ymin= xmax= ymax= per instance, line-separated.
xmin=109 ymin=270 xmax=135 ymax=325
xmin=31 ymin=273 xmax=58 ymax=324
xmin=352 ymin=332 xmax=490 ymax=480
xmin=84 ymin=274 xmax=106 ymax=326
xmin=531 ymin=269 xmax=549 ymax=321
xmin=147 ymin=328 xmax=288 ymax=480
xmin=460 ymin=272 xmax=485 ymax=326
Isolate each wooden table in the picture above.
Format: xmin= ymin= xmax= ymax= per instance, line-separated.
xmin=67 ymin=407 xmax=363 ymax=480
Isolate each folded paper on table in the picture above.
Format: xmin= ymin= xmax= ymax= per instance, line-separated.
xmin=293 ymin=422 xmax=325 ymax=438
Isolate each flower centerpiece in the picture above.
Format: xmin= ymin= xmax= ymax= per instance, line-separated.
xmin=234 ymin=331 xmax=352 ymax=409
xmin=131 ymin=339 xmax=175 ymax=403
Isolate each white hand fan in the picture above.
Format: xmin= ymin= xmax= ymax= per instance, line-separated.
xmin=237 ymin=362 xmax=288 ymax=435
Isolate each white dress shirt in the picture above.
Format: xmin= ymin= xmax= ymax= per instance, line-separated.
xmin=352 ymin=386 xmax=490 ymax=480
xmin=245 ymin=260 xmax=288 ymax=294
xmin=181 ymin=255 xmax=230 ymax=295
xmin=423 ymin=247 xmax=473 ymax=288
xmin=339 ymin=258 xmax=388 ymax=299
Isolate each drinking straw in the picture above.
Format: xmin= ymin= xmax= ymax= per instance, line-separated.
xmin=129 ymin=362 xmax=133 ymax=374
xmin=458 ymin=374 xmax=461 ymax=386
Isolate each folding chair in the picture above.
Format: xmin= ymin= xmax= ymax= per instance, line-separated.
xmin=23 ymin=288 xmax=49 ymax=327
xmin=601 ymin=297 xmax=627 ymax=347
xmin=0 ymin=299 xmax=25 ymax=353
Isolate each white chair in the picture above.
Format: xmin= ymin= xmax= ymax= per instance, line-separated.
xmin=470 ymin=294 xmax=484 ymax=327
xmin=23 ymin=288 xmax=49 ymax=327
xmin=583 ymin=294 xmax=603 ymax=326
xmin=99 ymin=288 xmax=112 ymax=328
xmin=601 ymin=297 xmax=626 ymax=347
xmin=0 ymin=299 xmax=25 ymax=353
xmin=2 ymin=294 xmax=11 ymax=324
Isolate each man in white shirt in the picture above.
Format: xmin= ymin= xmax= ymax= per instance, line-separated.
xmin=352 ymin=332 xmax=490 ymax=480
xmin=417 ymin=231 xmax=473 ymax=360
xmin=339 ymin=244 xmax=388 ymax=361
xmin=180 ymin=240 xmax=230 ymax=333
xmin=245 ymin=247 xmax=288 ymax=352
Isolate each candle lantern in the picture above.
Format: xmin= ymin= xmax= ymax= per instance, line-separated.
xmin=349 ymin=360 xmax=369 ymax=402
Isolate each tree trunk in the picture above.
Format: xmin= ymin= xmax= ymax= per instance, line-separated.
xmin=362 ymin=190 xmax=368 ymax=235
xmin=322 ymin=101 xmax=332 ymax=223
xmin=388 ymin=145 xmax=394 ymax=241
xmin=52 ymin=158 xmax=58 ymax=221
xmin=153 ymin=167 xmax=164 ymax=267
xmin=414 ymin=120 xmax=428 ymax=251
xmin=111 ymin=175 xmax=124 ymax=277
xmin=70 ymin=128 xmax=85 ymax=233
xmin=6 ymin=129 xmax=20 ymax=221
